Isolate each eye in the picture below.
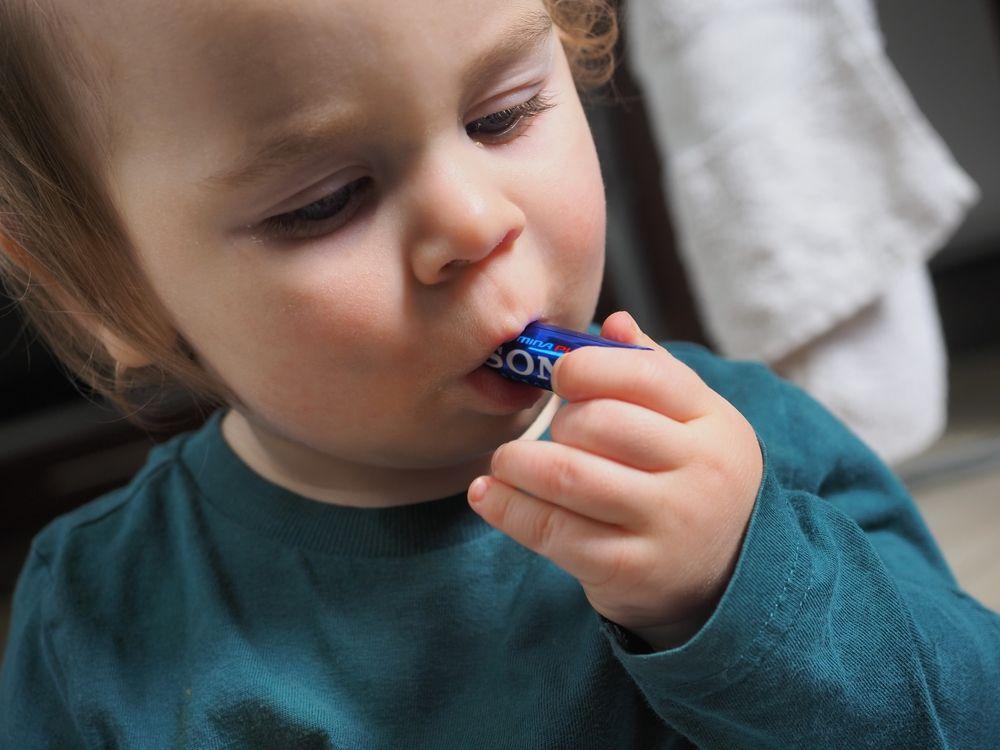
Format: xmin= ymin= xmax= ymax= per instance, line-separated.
xmin=258 ymin=91 xmax=556 ymax=241
xmin=465 ymin=90 xmax=556 ymax=142
xmin=259 ymin=177 xmax=373 ymax=240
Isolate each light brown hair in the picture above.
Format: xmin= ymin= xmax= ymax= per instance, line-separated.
xmin=0 ymin=0 xmax=620 ymax=431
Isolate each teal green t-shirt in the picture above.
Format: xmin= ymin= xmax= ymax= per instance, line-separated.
xmin=3 ymin=338 xmax=999 ymax=748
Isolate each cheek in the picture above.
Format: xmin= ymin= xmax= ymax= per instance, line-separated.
xmin=533 ymin=48 xmax=608 ymax=262
xmin=219 ymin=276 xmax=402 ymax=430
xmin=177 ymin=257 xmax=389 ymax=406
xmin=531 ymin=105 xmax=607 ymax=294
xmin=562 ymin=139 xmax=606 ymax=255
xmin=248 ymin=266 xmax=392 ymax=371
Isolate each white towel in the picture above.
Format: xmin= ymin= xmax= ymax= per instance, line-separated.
xmin=769 ymin=261 xmax=949 ymax=465
xmin=624 ymin=0 xmax=980 ymax=465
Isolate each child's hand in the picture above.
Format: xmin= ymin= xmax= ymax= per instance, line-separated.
xmin=467 ymin=311 xmax=764 ymax=651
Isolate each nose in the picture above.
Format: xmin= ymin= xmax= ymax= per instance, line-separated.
xmin=404 ymin=142 xmax=526 ymax=285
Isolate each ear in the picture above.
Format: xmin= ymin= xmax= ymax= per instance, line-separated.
xmin=49 ymin=282 xmax=157 ymax=371
xmin=94 ymin=323 xmax=155 ymax=370
xmin=2 ymin=231 xmax=161 ymax=372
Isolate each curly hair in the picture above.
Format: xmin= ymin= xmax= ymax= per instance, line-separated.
xmin=0 ymin=0 xmax=620 ymax=431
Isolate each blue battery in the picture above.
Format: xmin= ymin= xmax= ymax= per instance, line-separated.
xmin=484 ymin=321 xmax=655 ymax=391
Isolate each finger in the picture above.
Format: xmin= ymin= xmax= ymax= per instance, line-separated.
xmin=468 ymin=474 xmax=643 ymax=588
xmin=490 ymin=438 xmax=655 ymax=528
xmin=552 ymin=344 xmax=713 ymax=422
xmin=561 ymin=311 xmax=715 ymax=423
xmin=549 ymin=397 xmax=695 ymax=472
xmin=600 ymin=310 xmax=660 ymax=350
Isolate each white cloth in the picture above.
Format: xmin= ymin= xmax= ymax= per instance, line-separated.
xmin=624 ymin=0 xmax=980 ymax=465
xmin=769 ymin=262 xmax=949 ymax=465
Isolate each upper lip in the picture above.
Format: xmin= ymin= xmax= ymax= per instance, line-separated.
xmin=466 ymin=313 xmax=550 ymax=373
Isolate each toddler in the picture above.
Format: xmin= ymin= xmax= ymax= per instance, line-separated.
xmin=1 ymin=0 xmax=998 ymax=747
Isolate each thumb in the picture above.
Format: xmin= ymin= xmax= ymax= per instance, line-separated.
xmin=600 ymin=310 xmax=664 ymax=352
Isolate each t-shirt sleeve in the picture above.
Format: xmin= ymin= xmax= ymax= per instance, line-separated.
xmin=597 ymin=351 xmax=1000 ymax=749
xmin=0 ymin=545 xmax=87 ymax=749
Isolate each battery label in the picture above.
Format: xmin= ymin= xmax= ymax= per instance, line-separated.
xmin=484 ymin=320 xmax=654 ymax=391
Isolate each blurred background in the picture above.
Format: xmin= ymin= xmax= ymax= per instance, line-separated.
xmin=1 ymin=0 xmax=998 ymax=656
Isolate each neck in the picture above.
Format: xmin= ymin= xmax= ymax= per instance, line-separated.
xmin=220 ymin=391 xmax=562 ymax=508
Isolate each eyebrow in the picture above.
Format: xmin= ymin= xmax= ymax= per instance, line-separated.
xmin=202 ymin=9 xmax=554 ymax=192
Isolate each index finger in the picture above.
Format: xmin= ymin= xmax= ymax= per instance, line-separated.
xmin=550 ymin=345 xmax=713 ymax=422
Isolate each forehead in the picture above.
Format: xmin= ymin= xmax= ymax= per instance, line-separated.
xmin=65 ymin=0 xmax=549 ymax=167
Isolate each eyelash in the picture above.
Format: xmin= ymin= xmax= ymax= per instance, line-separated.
xmin=259 ymin=91 xmax=557 ymax=240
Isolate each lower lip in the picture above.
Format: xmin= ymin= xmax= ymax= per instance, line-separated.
xmin=465 ymin=364 xmax=544 ymax=412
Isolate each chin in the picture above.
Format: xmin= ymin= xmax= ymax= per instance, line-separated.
xmin=419 ymin=401 xmax=553 ymax=465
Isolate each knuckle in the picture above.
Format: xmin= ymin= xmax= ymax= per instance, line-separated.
xmin=582 ymin=397 xmax=616 ymax=424
xmin=547 ymin=407 xmax=572 ymax=443
xmin=635 ymin=354 xmax=665 ymax=394
xmin=595 ymin=541 xmax=643 ymax=589
xmin=490 ymin=442 xmax=510 ymax=476
xmin=733 ymin=415 xmax=763 ymax=482
xmin=548 ymin=453 xmax=579 ymax=499
xmin=492 ymin=484 xmax=514 ymax=527
xmin=557 ymin=347 xmax=598 ymax=396
xmin=550 ymin=399 xmax=613 ymax=444
xmin=699 ymin=431 xmax=728 ymax=472
xmin=696 ymin=414 xmax=757 ymax=486
xmin=722 ymin=412 xmax=755 ymax=466
xmin=533 ymin=509 xmax=562 ymax=554
xmin=697 ymin=444 xmax=731 ymax=485
xmin=553 ymin=351 xmax=577 ymax=393
xmin=597 ymin=546 xmax=629 ymax=588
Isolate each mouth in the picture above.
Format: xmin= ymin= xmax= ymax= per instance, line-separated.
xmin=465 ymin=314 xmax=553 ymax=375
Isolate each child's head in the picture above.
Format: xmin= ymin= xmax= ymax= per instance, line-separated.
xmin=0 ymin=0 xmax=617 ymax=491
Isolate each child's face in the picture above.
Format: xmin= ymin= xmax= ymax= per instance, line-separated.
xmin=85 ymin=0 xmax=606 ymax=502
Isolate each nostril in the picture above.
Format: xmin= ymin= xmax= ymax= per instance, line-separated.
xmin=498 ymin=227 xmax=521 ymax=251
xmin=444 ymin=228 xmax=519 ymax=271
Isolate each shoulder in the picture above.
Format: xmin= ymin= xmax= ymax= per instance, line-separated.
xmin=25 ymin=428 xmax=198 ymax=608
xmin=2 ymin=428 xmax=206 ymax=741
xmin=31 ymin=434 xmax=177 ymax=553
xmin=9 ymin=425 xmax=212 ymax=691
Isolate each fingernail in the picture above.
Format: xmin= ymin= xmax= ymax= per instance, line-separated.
xmin=469 ymin=476 xmax=489 ymax=504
